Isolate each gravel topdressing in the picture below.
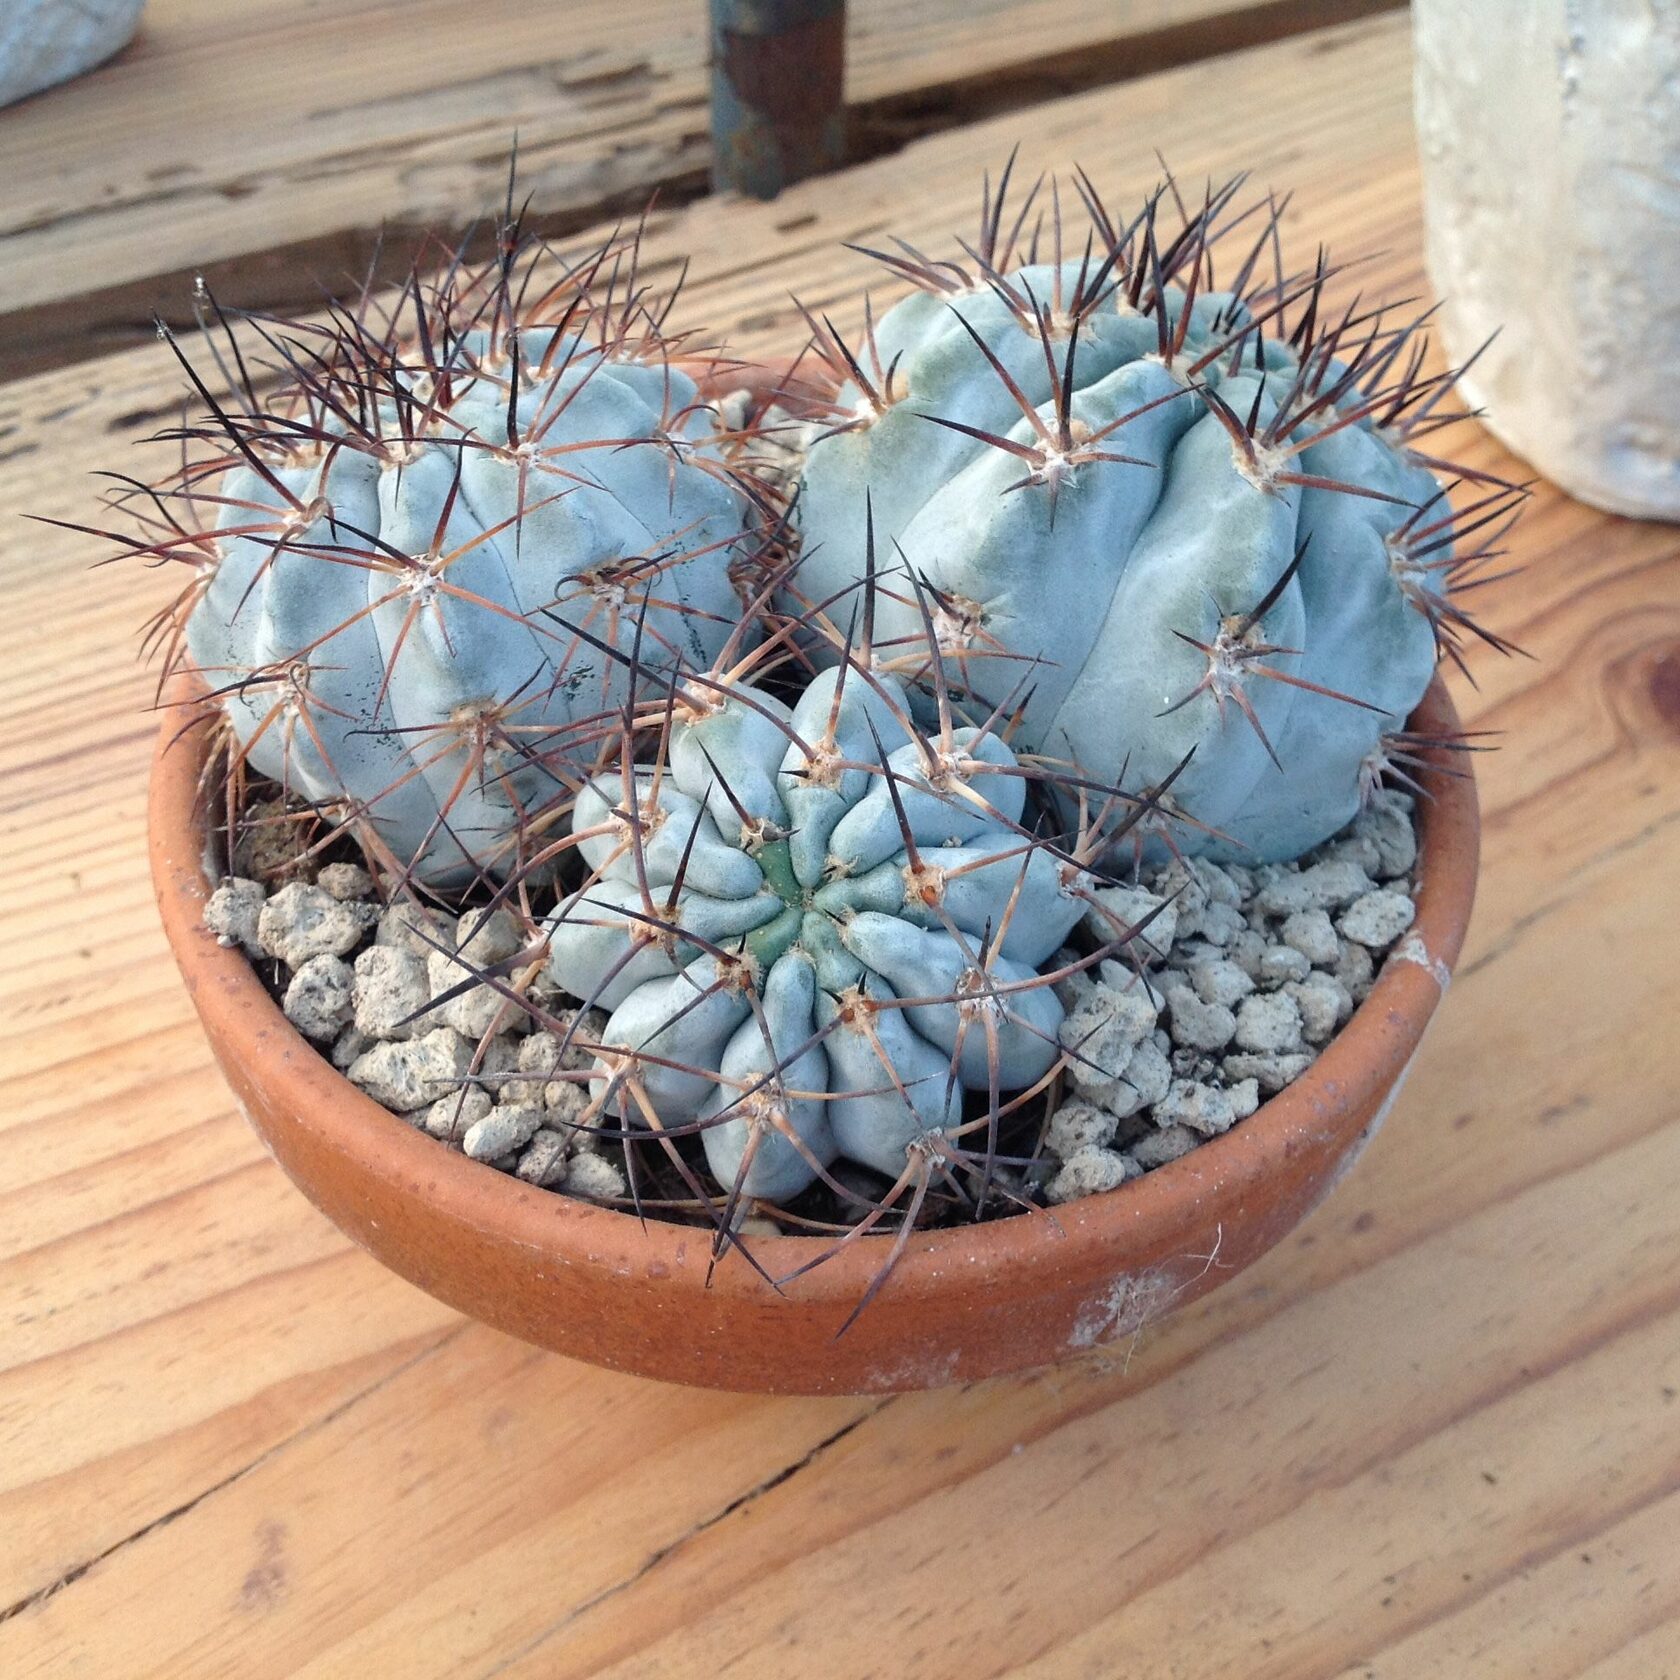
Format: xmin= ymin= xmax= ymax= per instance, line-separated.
xmin=1040 ymin=788 xmax=1420 ymax=1202
xmin=204 ymin=790 xmax=1422 ymax=1220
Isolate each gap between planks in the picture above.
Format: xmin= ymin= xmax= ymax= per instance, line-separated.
xmin=0 ymin=0 xmax=1401 ymax=382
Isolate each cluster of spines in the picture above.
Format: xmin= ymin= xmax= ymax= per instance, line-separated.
xmin=62 ymin=191 xmax=793 ymax=894
xmin=785 ymin=153 xmax=1525 ymax=777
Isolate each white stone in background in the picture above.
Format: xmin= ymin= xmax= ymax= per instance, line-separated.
xmin=1353 ymin=790 xmax=1418 ymax=881
xmin=376 ymin=901 xmax=453 ymax=959
xmin=427 ymin=947 xmax=526 ymax=1040
xmin=1154 ymin=1079 xmax=1238 ymax=1138
xmin=1118 ymin=1037 xmax=1171 ymax=1110
xmin=1227 ymin=1078 xmax=1261 ymax=1122
xmin=330 ymin=1025 xmax=372 ymax=1071
xmin=1187 ymin=956 xmax=1255 ymax=1010
xmin=1221 ymin=1050 xmax=1314 ymax=1095
xmin=1162 ymin=982 xmax=1236 ymax=1054
xmin=1280 ymin=908 xmax=1339 ymax=968
xmin=1256 ymin=858 xmax=1374 ymax=917
xmin=1257 ymin=943 xmax=1311 ymax=987
xmin=0 ymin=0 xmax=145 ymax=108
xmin=1414 ymin=0 xmax=1680 ymax=519
xmin=1285 ymin=973 xmax=1350 ymax=1046
xmin=1334 ymin=939 xmax=1375 ymax=1000
xmin=1060 ymin=986 xmax=1161 ymax=1111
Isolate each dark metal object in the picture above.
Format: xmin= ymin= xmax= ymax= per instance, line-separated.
xmin=709 ymin=0 xmax=846 ymax=200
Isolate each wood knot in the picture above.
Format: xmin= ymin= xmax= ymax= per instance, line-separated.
xmin=1650 ymin=645 xmax=1680 ymax=735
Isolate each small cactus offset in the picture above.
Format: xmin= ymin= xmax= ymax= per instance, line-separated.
xmin=104 ymin=209 xmax=772 ymax=885
xmin=543 ymin=619 xmax=1128 ymax=1238
xmin=789 ymin=162 xmax=1521 ymax=862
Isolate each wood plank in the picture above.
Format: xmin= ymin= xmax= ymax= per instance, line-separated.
xmin=2 ymin=12 xmax=1679 ymax=1675
xmin=0 ymin=0 xmax=1397 ymax=378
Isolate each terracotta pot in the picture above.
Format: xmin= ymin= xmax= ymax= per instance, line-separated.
xmin=150 ymin=665 xmax=1478 ymax=1394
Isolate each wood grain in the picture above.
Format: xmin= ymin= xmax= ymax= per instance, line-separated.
xmin=0 ymin=0 xmax=1397 ymax=377
xmin=2 ymin=11 xmax=1678 ymax=1676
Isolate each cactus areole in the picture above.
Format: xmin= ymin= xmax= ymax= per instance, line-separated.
xmin=547 ymin=665 xmax=1092 ymax=1201
xmin=790 ymin=166 xmax=1520 ymax=862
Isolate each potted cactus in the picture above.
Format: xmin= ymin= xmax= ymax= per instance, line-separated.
xmin=129 ymin=165 xmax=1498 ymax=1393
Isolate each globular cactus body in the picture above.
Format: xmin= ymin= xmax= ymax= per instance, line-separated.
xmin=546 ymin=667 xmax=1086 ymax=1201
xmin=158 ymin=231 xmax=764 ymax=884
xmin=793 ymin=177 xmax=1516 ymax=863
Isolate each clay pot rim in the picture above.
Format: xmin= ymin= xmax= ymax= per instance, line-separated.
xmin=150 ymin=671 xmax=1478 ymax=1312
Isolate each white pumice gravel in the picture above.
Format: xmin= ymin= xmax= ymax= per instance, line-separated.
xmin=257 ymin=881 xmax=376 ymax=967
xmin=1188 ymin=957 xmax=1255 ymax=1009
xmin=1359 ymin=789 xmax=1418 ymax=877
xmin=1285 ymin=973 xmax=1352 ymax=1044
xmin=515 ymin=1128 xmax=571 ymax=1187
xmin=463 ymin=1101 xmax=544 ymax=1163
xmin=1041 ymin=796 xmax=1423 ymax=1195
xmin=1233 ymin=991 xmax=1303 ymax=1055
xmin=205 ymin=877 xmax=267 ymax=956
xmin=1339 ymin=888 xmax=1417 ymax=948
xmin=1257 ymin=943 xmax=1312 ymax=985
xmin=1334 ymin=939 xmax=1376 ymax=999
xmin=331 ymin=1025 xmax=373 ymax=1071
xmin=1154 ymin=1077 xmax=1239 ymax=1137
xmin=207 ymin=859 xmax=637 ymax=1205
xmin=1163 ymin=983 xmax=1237 ymax=1053
xmin=455 ymin=906 xmax=523 ymax=965
xmin=1130 ymin=1124 xmax=1201 ymax=1170
xmin=1080 ymin=881 xmax=1178 ymax=962
xmin=282 ymin=954 xmax=354 ymax=1042
xmin=210 ymin=791 xmax=1423 ymax=1216
xmin=348 ymin=1027 xmax=474 ymax=1112
xmin=316 ymin=861 xmax=374 ymax=901
xmin=564 ymin=1151 xmax=628 ymax=1201
xmin=427 ymin=947 xmax=525 ymax=1040
xmin=376 ymin=901 xmax=453 ymax=959
xmin=420 ymin=1086 xmax=492 ymax=1142
xmin=1255 ymin=857 xmax=1375 ymax=916
xmin=1281 ymin=908 xmax=1339 ymax=966
xmin=1222 ymin=1049 xmax=1316 ymax=1093
xmin=1045 ymin=1146 xmax=1135 ymax=1205
xmin=1045 ymin=1099 xmax=1120 ymax=1158
xmin=352 ymin=944 xmax=433 ymax=1040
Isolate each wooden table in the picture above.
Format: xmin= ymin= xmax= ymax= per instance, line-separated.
xmin=3 ymin=5 xmax=1678 ymax=1675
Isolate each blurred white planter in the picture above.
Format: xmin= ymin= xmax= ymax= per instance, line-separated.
xmin=0 ymin=0 xmax=145 ymax=109
xmin=1414 ymin=0 xmax=1680 ymax=521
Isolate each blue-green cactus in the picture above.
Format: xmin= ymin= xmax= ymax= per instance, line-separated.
xmin=545 ymin=662 xmax=1095 ymax=1201
xmin=162 ymin=226 xmax=763 ymax=884
xmin=790 ymin=169 xmax=1519 ymax=863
